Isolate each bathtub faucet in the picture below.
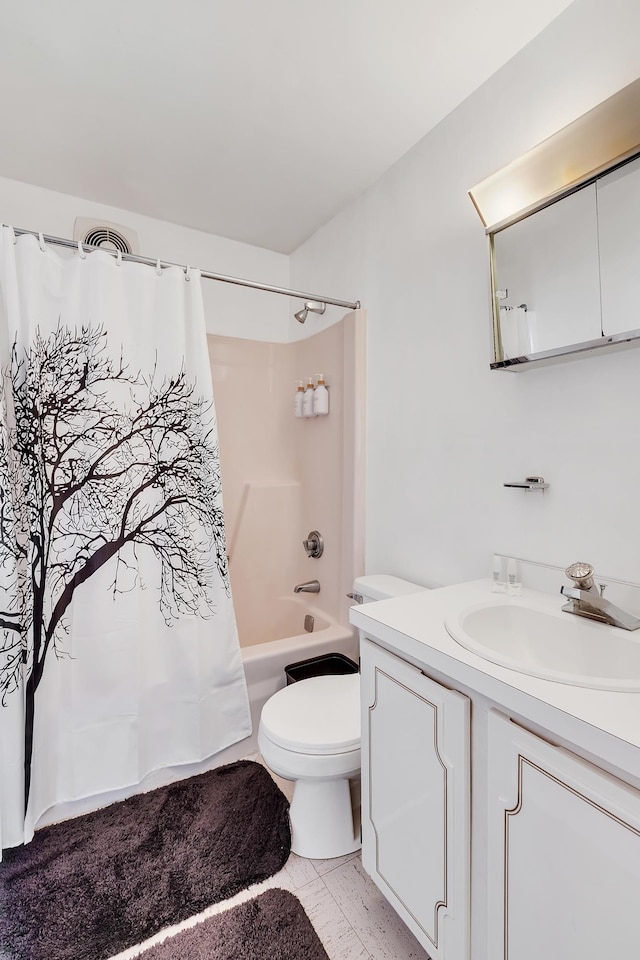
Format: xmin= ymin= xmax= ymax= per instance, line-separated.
xmin=294 ymin=579 xmax=321 ymax=594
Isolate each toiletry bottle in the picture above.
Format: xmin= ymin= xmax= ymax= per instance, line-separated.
xmin=313 ymin=373 xmax=329 ymax=416
xmin=294 ymin=381 xmax=305 ymax=418
xmin=303 ymin=378 xmax=317 ymax=417
xmin=492 ymin=555 xmax=506 ymax=593
xmin=506 ymin=558 xmax=522 ymax=596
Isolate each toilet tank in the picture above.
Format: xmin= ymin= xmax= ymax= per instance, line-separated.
xmin=351 ymin=574 xmax=427 ymax=605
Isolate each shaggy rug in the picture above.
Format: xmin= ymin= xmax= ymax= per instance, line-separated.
xmin=139 ymin=888 xmax=330 ymax=960
xmin=0 ymin=760 xmax=291 ymax=960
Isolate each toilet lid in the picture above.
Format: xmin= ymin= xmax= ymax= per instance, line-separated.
xmin=261 ymin=674 xmax=360 ymax=755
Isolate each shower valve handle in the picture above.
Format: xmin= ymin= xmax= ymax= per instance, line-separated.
xmin=302 ymin=530 xmax=324 ymax=559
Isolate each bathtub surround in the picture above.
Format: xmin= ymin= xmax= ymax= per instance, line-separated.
xmin=0 ymin=231 xmax=250 ymax=850
xmin=134 ymin=888 xmax=330 ymax=960
xmin=0 ymin=761 xmax=290 ymax=960
xmin=209 ymin=311 xmax=366 ymax=641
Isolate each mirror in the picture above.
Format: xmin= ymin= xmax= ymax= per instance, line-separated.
xmin=490 ymin=154 xmax=640 ymax=369
xmin=598 ymin=155 xmax=640 ymax=337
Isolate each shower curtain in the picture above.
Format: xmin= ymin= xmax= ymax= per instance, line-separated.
xmin=0 ymin=227 xmax=251 ymax=852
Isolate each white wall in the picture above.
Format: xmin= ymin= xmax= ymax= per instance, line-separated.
xmin=290 ymin=0 xmax=640 ymax=588
xmin=0 ymin=175 xmax=290 ymax=340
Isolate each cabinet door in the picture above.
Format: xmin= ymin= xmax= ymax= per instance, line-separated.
xmin=597 ymin=154 xmax=640 ymax=336
xmin=492 ymin=182 xmax=602 ymax=354
xmin=487 ymin=710 xmax=640 ymax=960
xmin=360 ymin=636 xmax=470 ymax=960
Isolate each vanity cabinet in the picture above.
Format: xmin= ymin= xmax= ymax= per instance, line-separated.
xmin=360 ymin=637 xmax=471 ymax=960
xmin=486 ymin=710 xmax=640 ymax=960
xmin=359 ymin=624 xmax=640 ymax=960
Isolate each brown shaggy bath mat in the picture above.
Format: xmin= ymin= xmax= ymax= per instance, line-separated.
xmin=0 ymin=760 xmax=291 ymax=960
xmin=140 ymin=888 xmax=329 ymax=960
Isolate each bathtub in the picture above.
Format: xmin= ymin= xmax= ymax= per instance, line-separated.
xmin=240 ymin=596 xmax=358 ymax=754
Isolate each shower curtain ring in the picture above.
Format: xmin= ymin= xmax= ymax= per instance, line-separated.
xmin=156 ymin=259 xmax=162 ymax=277
xmin=38 ymin=232 xmax=46 ymax=252
xmin=185 ymin=266 xmax=191 ymax=281
xmin=77 ymin=241 xmax=86 ymax=260
xmin=115 ymin=250 xmax=122 ymax=266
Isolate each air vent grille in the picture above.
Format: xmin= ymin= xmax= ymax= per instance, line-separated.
xmin=73 ymin=217 xmax=139 ymax=255
xmin=82 ymin=226 xmax=132 ymax=254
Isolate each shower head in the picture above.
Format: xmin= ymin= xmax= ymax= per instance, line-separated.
xmin=294 ymin=300 xmax=326 ymax=324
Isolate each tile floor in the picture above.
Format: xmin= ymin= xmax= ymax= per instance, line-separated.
xmin=111 ymin=755 xmax=431 ymax=960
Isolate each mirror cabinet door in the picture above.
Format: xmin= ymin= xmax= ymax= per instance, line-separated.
xmin=492 ymin=184 xmax=602 ymax=361
xmin=597 ymin=156 xmax=640 ymax=337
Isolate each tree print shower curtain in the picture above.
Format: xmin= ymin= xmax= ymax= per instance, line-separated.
xmin=0 ymin=228 xmax=251 ymax=852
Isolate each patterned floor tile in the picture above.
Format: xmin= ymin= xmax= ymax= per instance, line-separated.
xmin=295 ymin=876 xmax=371 ymax=960
xmin=321 ymin=857 xmax=431 ymax=960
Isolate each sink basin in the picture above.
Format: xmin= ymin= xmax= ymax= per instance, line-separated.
xmin=444 ymin=599 xmax=640 ymax=691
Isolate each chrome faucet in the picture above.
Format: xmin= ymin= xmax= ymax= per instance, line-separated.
xmin=560 ymin=562 xmax=640 ymax=631
xmin=294 ymin=579 xmax=321 ymax=594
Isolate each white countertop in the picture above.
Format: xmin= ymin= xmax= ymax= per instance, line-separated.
xmin=350 ymin=579 xmax=640 ymax=782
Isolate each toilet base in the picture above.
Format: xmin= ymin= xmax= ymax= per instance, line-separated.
xmin=289 ymin=776 xmax=361 ymax=860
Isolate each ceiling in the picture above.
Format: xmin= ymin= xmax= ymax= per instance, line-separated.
xmin=0 ymin=1 xmax=574 ymax=254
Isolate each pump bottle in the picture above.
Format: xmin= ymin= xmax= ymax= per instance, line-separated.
xmin=302 ymin=378 xmax=317 ymax=417
xmin=294 ymin=381 xmax=305 ymax=418
xmin=313 ymin=374 xmax=329 ymax=416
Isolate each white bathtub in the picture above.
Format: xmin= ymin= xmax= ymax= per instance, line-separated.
xmin=240 ymin=596 xmax=358 ymax=752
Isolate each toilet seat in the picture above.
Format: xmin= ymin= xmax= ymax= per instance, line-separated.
xmin=260 ymin=673 xmax=360 ymax=755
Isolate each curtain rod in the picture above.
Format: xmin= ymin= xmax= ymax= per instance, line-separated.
xmin=10 ymin=227 xmax=361 ymax=311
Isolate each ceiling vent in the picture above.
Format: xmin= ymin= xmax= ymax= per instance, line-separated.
xmin=73 ymin=217 xmax=139 ymax=255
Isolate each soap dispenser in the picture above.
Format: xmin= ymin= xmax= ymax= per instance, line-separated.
xmin=302 ymin=378 xmax=316 ymax=417
xmin=294 ymin=381 xmax=305 ymax=418
xmin=313 ymin=374 xmax=329 ymax=416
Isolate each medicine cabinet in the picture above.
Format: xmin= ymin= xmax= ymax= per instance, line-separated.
xmin=469 ymin=77 xmax=640 ymax=370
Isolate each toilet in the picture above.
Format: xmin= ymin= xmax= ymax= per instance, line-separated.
xmin=258 ymin=575 xmax=427 ymax=859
